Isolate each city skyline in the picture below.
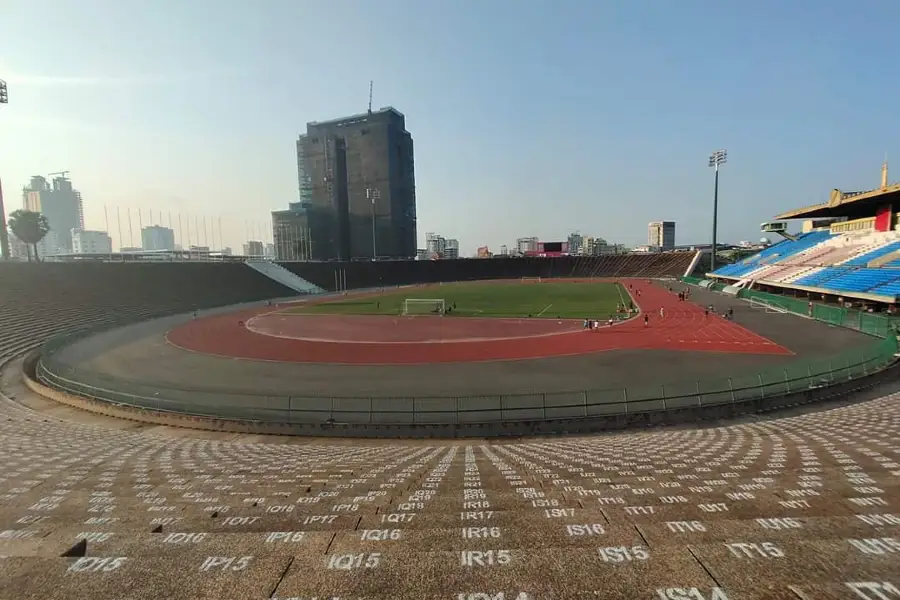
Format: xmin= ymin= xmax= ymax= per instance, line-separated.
xmin=4 ymin=173 xmax=757 ymax=258
xmin=2 ymin=2 xmax=899 ymax=256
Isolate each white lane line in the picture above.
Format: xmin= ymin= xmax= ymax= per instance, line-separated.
xmin=536 ymin=303 xmax=553 ymax=317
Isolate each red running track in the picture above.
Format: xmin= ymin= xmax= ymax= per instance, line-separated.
xmin=166 ymin=281 xmax=793 ymax=364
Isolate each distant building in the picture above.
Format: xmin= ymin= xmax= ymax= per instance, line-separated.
xmin=8 ymin=233 xmax=28 ymax=260
xmin=22 ymin=175 xmax=84 ymax=255
xmin=425 ymin=232 xmax=445 ymax=258
xmin=499 ymin=245 xmax=508 ymax=256
xmin=424 ymin=232 xmax=459 ymax=259
xmin=443 ymin=238 xmax=459 ymax=260
xmin=187 ymin=245 xmax=210 ymax=258
xmin=476 ymin=246 xmax=492 ymax=258
xmin=297 ymin=107 xmax=417 ymax=260
xmin=265 ymin=243 xmax=275 ymax=259
xmin=71 ymin=229 xmax=112 ymax=254
xmin=516 ymin=237 xmax=538 ymax=255
xmin=243 ymin=240 xmax=264 ymax=257
xmin=648 ymin=221 xmax=676 ymax=250
xmin=567 ymin=232 xmax=584 ymax=255
xmin=141 ymin=225 xmax=176 ymax=251
xmin=272 ymin=202 xmax=312 ymax=260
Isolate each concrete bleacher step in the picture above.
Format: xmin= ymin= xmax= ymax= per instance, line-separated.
xmin=2 ymin=328 xmax=900 ymax=600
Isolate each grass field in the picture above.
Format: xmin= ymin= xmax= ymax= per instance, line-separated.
xmin=283 ymin=281 xmax=633 ymax=319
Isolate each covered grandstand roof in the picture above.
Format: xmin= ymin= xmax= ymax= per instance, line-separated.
xmin=774 ymin=182 xmax=900 ymax=220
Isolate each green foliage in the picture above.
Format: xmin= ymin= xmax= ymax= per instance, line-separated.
xmin=8 ymin=209 xmax=50 ymax=262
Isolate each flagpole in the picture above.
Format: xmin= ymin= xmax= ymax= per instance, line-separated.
xmin=104 ymin=205 xmax=111 ymax=261
xmin=186 ymin=213 xmax=192 ymax=260
xmin=116 ymin=207 xmax=124 ymax=261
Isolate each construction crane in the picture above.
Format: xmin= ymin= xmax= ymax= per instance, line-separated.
xmin=48 ymin=171 xmax=70 ymax=180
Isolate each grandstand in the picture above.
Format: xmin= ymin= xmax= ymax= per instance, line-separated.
xmin=0 ymin=253 xmax=694 ymax=364
xmin=280 ymin=252 xmax=697 ymax=291
xmin=0 ymin=262 xmax=295 ymax=360
xmin=710 ymin=162 xmax=900 ymax=303
xmin=0 ymin=251 xmax=898 ymax=597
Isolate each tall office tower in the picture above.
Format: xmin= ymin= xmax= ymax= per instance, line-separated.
xmin=296 ymin=107 xmax=417 ymax=260
xmin=648 ymin=221 xmax=676 ymax=250
xmin=22 ymin=175 xmax=84 ymax=255
xmin=141 ymin=225 xmax=176 ymax=251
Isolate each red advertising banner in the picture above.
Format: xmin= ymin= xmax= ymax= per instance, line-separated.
xmin=875 ymin=204 xmax=893 ymax=232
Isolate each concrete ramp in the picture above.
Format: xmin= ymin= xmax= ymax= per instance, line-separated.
xmin=245 ymin=260 xmax=325 ymax=294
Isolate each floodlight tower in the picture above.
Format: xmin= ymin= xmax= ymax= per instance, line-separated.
xmin=0 ymin=79 xmax=9 ymax=261
xmin=708 ymin=149 xmax=727 ymax=272
xmin=367 ymin=187 xmax=381 ymax=259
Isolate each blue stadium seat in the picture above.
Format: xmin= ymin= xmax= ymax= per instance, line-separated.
xmin=805 ymin=268 xmax=900 ymax=294
xmin=794 ymin=267 xmax=850 ymax=287
xmin=712 ymin=231 xmax=832 ymax=278
xmin=841 ymin=240 xmax=900 ymax=266
xmin=868 ymin=278 xmax=900 ymax=297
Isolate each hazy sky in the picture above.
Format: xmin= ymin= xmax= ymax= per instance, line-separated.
xmin=1 ymin=0 xmax=898 ymax=254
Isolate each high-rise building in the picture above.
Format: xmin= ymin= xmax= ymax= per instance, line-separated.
xmin=243 ymin=240 xmax=264 ymax=257
xmin=272 ymin=202 xmax=312 ymax=260
xmin=141 ymin=225 xmax=176 ymax=251
xmin=424 ymin=232 xmax=458 ymax=259
xmin=567 ymin=232 xmax=584 ymax=255
xmin=295 ymin=135 xmax=314 ymax=205
xmin=71 ymin=229 xmax=112 ymax=254
xmin=22 ymin=175 xmax=84 ymax=255
xmin=296 ymin=107 xmax=417 ymax=260
xmin=648 ymin=221 xmax=676 ymax=250
xmin=499 ymin=245 xmax=509 ymax=256
xmin=425 ymin=232 xmax=445 ymax=258
xmin=444 ymin=238 xmax=460 ymax=260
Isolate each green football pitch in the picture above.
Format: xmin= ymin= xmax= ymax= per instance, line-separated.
xmin=282 ymin=281 xmax=633 ymax=320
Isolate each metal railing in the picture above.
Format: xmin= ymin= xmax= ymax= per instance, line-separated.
xmin=736 ymin=288 xmax=895 ymax=338
xmin=37 ymin=327 xmax=898 ymax=425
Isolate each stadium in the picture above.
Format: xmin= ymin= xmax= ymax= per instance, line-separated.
xmin=2 ymin=164 xmax=900 ymax=598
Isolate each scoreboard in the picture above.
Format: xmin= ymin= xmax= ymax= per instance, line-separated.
xmin=525 ymin=241 xmax=568 ymax=257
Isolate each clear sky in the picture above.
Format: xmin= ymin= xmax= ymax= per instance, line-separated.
xmin=1 ymin=0 xmax=898 ymax=254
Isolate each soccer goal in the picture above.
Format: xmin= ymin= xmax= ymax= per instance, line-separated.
xmin=521 ymin=277 xmax=542 ymax=283
xmin=748 ymin=297 xmax=790 ymax=314
xmin=401 ymin=298 xmax=446 ymax=316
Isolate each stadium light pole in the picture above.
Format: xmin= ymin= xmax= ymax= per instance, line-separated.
xmin=367 ymin=187 xmax=380 ymax=259
xmin=0 ymin=79 xmax=8 ymax=261
xmin=708 ymin=149 xmax=727 ymax=272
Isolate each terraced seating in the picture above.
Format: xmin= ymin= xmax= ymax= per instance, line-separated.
xmin=0 ymin=384 xmax=897 ymax=598
xmin=713 ymin=230 xmax=900 ymax=300
xmin=280 ymin=253 xmax=697 ymax=291
xmin=0 ymin=263 xmax=294 ymax=364
xmin=713 ymin=231 xmax=833 ymax=279
xmin=842 ymin=240 xmax=900 ymax=266
xmin=799 ymin=268 xmax=900 ymax=294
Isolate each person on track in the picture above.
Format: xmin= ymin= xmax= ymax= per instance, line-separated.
xmin=643 ymin=314 xmax=649 ymax=327
xmin=659 ymin=307 xmax=665 ymax=319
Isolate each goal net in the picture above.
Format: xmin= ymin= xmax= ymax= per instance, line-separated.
xmin=521 ymin=277 xmax=542 ymax=283
xmin=401 ymin=298 xmax=446 ymax=316
xmin=748 ymin=298 xmax=790 ymax=314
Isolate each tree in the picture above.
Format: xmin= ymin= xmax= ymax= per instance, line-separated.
xmin=8 ymin=210 xmax=50 ymax=262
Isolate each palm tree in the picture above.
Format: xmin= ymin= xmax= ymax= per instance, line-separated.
xmin=8 ymin=210 xmax=50 ymax=262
